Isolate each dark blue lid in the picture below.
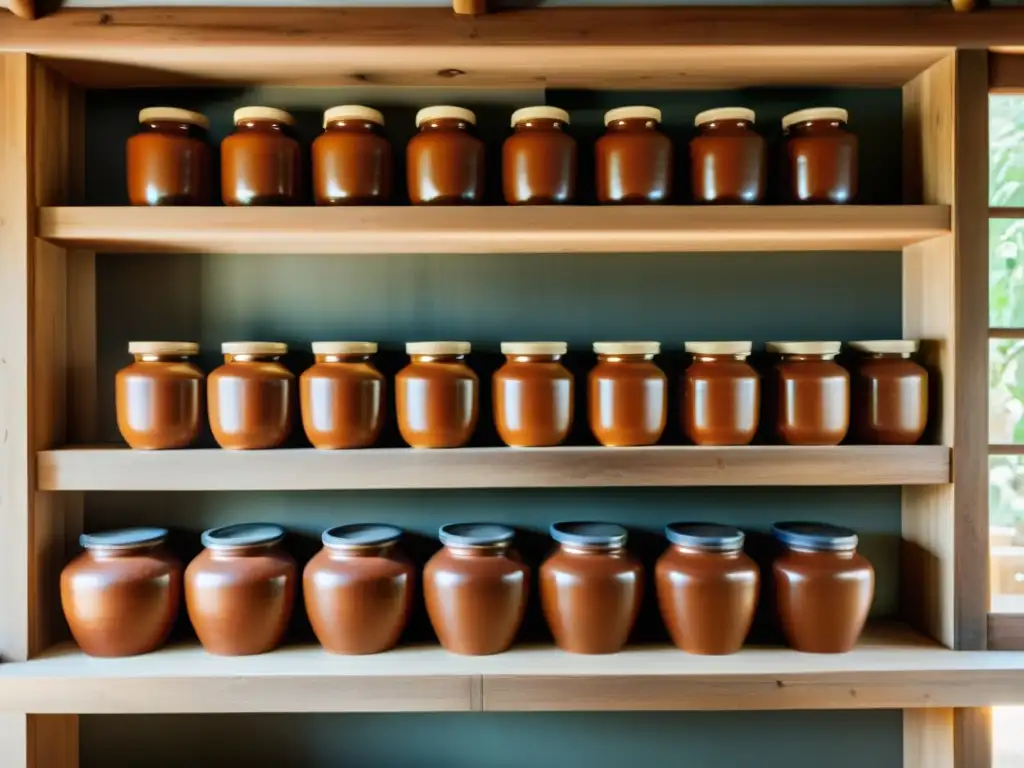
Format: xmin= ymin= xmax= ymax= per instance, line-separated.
xmin=80 ymin=527 xmax=167 ymax=550
xmin=772 ymin=522 xmax=858 ymax=552
xmin=665 ymin=523 xmax=744 ymax=552
xmin=201 ymin=523 xmax=284 ymax=550
xmin=550 ymin=522 xmax=627 ymax=549
xmin=323 ymin=524 xmax=402 ymax=549
xmin=439 ymin=523 xmax=514 ymax=548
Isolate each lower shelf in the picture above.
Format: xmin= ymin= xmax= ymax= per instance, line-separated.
xmin=2 ymin=625 xmax=1021 ymax=713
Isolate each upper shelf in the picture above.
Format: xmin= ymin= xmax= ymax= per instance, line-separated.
xmin=38 ymin=206 xmax=951 ymax=255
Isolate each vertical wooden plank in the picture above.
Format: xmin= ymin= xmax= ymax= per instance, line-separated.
xmin=905 ymin=708 xmax=954 ymax=768
xmin=955 ymin=708 xmax=992 ymax=768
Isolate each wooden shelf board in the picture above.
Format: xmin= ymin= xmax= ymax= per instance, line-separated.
xmin=37 ymin=445 xmax=951 ymax=491
xmin=37 ymin=206 xmax=952 ymax=255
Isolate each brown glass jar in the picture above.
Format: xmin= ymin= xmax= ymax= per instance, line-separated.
xmin=502 ymin=106 xmax=576 ymax=205
xmin=682 ymin=341 xmax=759 ymax=446
xmin=116 ymin=341 xmax=203 ymax=450
xmin=304 ymin=524 xmax=414 ymax=655
xmin=300 ymin=342 xmax=385 ymax=450
xmin=313 ymin=105 xmax=392 ymax=205
xmin=493 ymin=342 xmax=573 ymax=447
xmin=540 ymin=522 xmax=642 ymax=655
xmin=185 ymin=523 xmax=296 ymax=656
xmin=61 ymin=528 xmax=181 ymax=658
xmin=850 ymin=340 xmax=929 ymax=445
xmin=126 ymin=107 xmax=212 ymax=206
xmin=208 ymin=342 xmax=294 ymax=450
xmin=589 ymin=341 xmax=667 ymax=447
xmin=690 ymin=107 xmax=765 ymax=204
xmin=596 ymin=106 xmax=672 ymax=204
xmin=772 ymin=522 xmax=874 ymax=653
xmin=221 ymin=106 xmax=301 ymax=205
xmin=423 ymin=523 xmax=528 ymax=655
xmin=768 ymin=341 xmax=850 ymax=446
xmin=656 ymin=523 xmax=758 ymax=655
xmin=407 ymin=106 xmax=485 ymax=205
xmin=782 ymin=108 xmax=857 ymax=204
xmin=396 ymin=341 xmax=478 ymax=449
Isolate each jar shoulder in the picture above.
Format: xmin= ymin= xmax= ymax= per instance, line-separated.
xmin=117 ymin=361 xmax=204 ymax=382
xmin=63 ymin=549 xmax=181 ymax=583
xmin=301 ymin=362 xmax=385 ymax=383
xmin=590 ymin=361 xmax=667 ymax=381
xmin=541 ymin=550 xmax=642 ymax=578
xmin=773 ymin=551 xmax=874 ymax=578
xmin=305 ymin=550 xmax=413 ymax=581
xmin=425 ymin=549 xmax=526 ymax=580
xmin=186 ymin=549 xmax=297 ymax=582
xmin=656 ymin=549 xmax=758 ymax=579
xmin=397 ymin=361 xmax=478 ymax=382
xmin=494 ymin=361 xmax=572 ymax=381
xmin=209 ymin=361 xmax=294 ymax=382
xmin=685 ymin=360 xmax=759 ymax=379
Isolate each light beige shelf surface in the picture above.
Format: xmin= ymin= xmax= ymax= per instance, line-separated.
xmin=37 ymin=206 xmax=951 ymax=255
xmin=37 ymin=445 xmax=951 ymax=491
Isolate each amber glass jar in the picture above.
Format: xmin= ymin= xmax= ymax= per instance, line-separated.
xmin=313 ymin=105 xmax=392 ymax=205
xmin=850 ymin=340 xmax=929 ymax=445
xmin=304 ymin=524 xmax=414 ymax=655
xmin=540 ymin=522 xmax=642 ymax=655
xmin=768 ymin=341 xmax=850 ymax=446
xmin=589 ymin=341 xmax=667 ymax=447
xmin=407 ymin=106 xmax=485 ymax=205
xmin=300 ymin=342 xmax=385 ymax=450
xmin=772 ymin=522 xmax=874 ymax=653
xmin=61 ymin=528 xmax=181 ymax=658
xmin=185 ymin=523 xmax=296 ymax=656
xmin=682 ymin=341 xmax=759 ymax=446
xmin=782 ymin=107 xmax=858 ymax=204
xmin=502 ymin=106 xmax=576 ymax=205
xmin=493 ymin=342 xmax=573 ymax=447
xmin=221 ymin=106 xmax=301 ymax=205
xmin=396 ymin=341 xmax=478 ymax=449
xmin=656 ymin=523 xmax=758 ymax=655
xmin=690 ymin=107 xmax=765 ymax=204
xmin=596 ymin=106 xmax=672 ymax=204
xmin=116 ymin=341 xmax=203 ymax=450
xmin=126 ymin=107 xmax=212 ymax=206
xmin=423 ymin=523 xmax=528 ymax=655
xmin=208 ymin=342 xmax=294 ymax=450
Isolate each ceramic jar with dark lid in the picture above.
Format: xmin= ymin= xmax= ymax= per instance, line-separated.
xmin=423 ymin=523 xmax=528 ymax=655
xmin=849 ymin=340 xmax=928 ymax=445
xmin=540 ymin=522 xmax=643 ymax=654
xmin=407 ymin=106 xmax=485 ymax=205
xmin=690 ymin=107 xmax=765 ymax=204
xmin=61 ymin=528 xmax=181 ymax=657
xmin=185 ymin=523 xmax=296 ymax=656
xmin=589 ymin=341 xmax=667 ymax=447
xmin=221 ymin=106 xmax=301 ymax=205
xmin=682 ymin=341 xmax=759 ymax=446
xmin=208 ymin=342 xmax=294 ymax=450
xmin=396 ymin=341 xmax=478 ymax=449
xmin=782 ymin=107 xmax=857 ymax=204
xmin=304 ymin=524 xmax=414 ymax=655
xmin=768 ymin=341 xmax=850 ymax=446
xmin=493 ymin=341 xmax=574 ymax=447
xmin=300 ymin=342 xmax=385 ymax=449
xmin=116 ymin=341 xmax=204 ymax=450
xmin=656 ymin=523 xmax=759 ymax=655
xmin=596 ymin=106 xmax=673 ymax=204
xmin=127 ymin=107 xmax=212 ymax=206
xmin=502 ymin=106 xmax=577 ymax=204
xmin=772 ymin=522 xmax=874 ymax=653
xmin=313 ymin=105 xmax=392 ymax=205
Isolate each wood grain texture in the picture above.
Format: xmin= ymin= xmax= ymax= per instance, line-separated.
xmin=990 ymin=52 xmax=1024 ymax=93
xmin=988 ymin=614 xmax=1024 ymax=650
xmin=954 ymin=708 xmax=992 ymax=768
xmin=905 ymin=709 xmax=954 ymax=768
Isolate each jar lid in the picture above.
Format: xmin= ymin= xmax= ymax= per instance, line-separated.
xmin=550 ymin=521 xmax=628 ymax=549
xmin=311 ymin=341 xmax=378 ymax=355
xmin=694 ymin=107 xmax=755 ymax=127
xmin=128 ymin=341 xmax=199 ymax=356
xmin=221 ymin=341 xmax=288 ymax=356
xmin=323 ymin=105 xmax=384 ymax=128
xmin=604 ymin=106 xmax=662 ymax=126
xmin=322 ymin=523 xmax=402 ymax=549
xmin=766 ymin=341 xmax=842 ymax=356
xmin=406 ymin=341 xmax=471 ymax=356
xmin=439 ymin=523 xmax=514 ymax=548
xmin=80 ymin=527 xmax=168 ymax=550
xmin=234 ymin=106 xmax=296 ymax=126
xmin=685 ymin=341 xmax=752 ymax=356
xmin=781 ymin=107 xmax=849 ymax=130
xmin=849 ymin=340 xmax=920 ymax=355
xmin=415 ymin=106 xmax=477 ymax=127
xmin=593 ymin=341 xmax=660 ymax=356
xmin=772 ymin=522 xmax=858 ymax=552
xmin=665 ymin=523 xmax=745 ymax=552
xmin=201 ymin=523 xmax=285 ymax=550
xmin=500 ymin=341 xmax=568 ymax=356
xmin=138 ymin=107 xmax=210 ymax=130
xmin=510 ymin=106 xmax=570 ymax=127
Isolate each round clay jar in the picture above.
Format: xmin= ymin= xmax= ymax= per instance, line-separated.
xmin=208 ymin=342 xmax=294 ymax=450
xmin=782 ymin=107 xmax=858 ymax=204
xmin=423 ymin=523 xmax=528 ymax=656
xmin=396 ymin=341 xmax=478 ymax=449
xmin=502 ymin=106 xmax=577 ymax=204
xmin=304 ymin=524 xmax=414 ymax=655
xmin=849 ymin=340 xmax=928 ymax=445
xmin=767 ymin=341 xmax=850 ymax=446
xmin=540 ymin=522 xmax=643 ymax=655
xmin=126 ymin=107 xmax=212 ymax=206
xmin=682 ymin=341 xmax=760 ymax=446
xmin=690 ymin=107 xmax=766 ymax=204
xmin=221 ymin=106 xmax=301 ymax=205
xmin=656 ymin=523 xmax=759 ymax=655
xmin=407 ymin=106 xmax=485 ymax=205
xmin=313 ymin=105 xmax=392 ymax=205
xmin=61 ymin=528 xmax=182 ymax=658
xmin=116 ymin=341 xmax=204 ymax=450
xmin=493 ymin=341 xmax=574 ymax=447
xmin=589 ymin=341 xmax=667 ymax=447
xmin=300 ymin=342 xmax=385 ymax=449
xmin=185 ymin=523 xmax=296 ymax=656
xmin=596 ymin=106 xmax=673 ymax=204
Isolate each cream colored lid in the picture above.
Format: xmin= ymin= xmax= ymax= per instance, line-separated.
xmin=510 ymin=106 xmax=570 ymax=127
xmin=501 ymin=342 xmax=568 ymax=355
xmin=221 ymin=341 xmax=288 ymax=356
xmin=311 ymin=341 xmax=378 ymax=355
xmin=415 ymin=106 xmax=476 ymax=127
xmin=782 ymin=107 xmax=848 ymax=130
xmin=593 ymin=341 xmax=661 ymax=355
xmin=849 ymin=340 xmax=919 ymax=355
xmin=323 ymin=105 xmax=384 ymax=128
xmin=128 ymin=341 xmax=199 ymax=356
xmin=138 ymin=107 xmax=210 ymax=130
xmin=694 ymin=107 xmax=755 ymax=127
xmin=406 ymin=341 xmax=471 ymax=356
xmin=604 ymin=106 xmax=662 ymax=126
xmin=685 ymin=341 xmax=753 ymax=356
xmin=234 ymin=106 xmax=295 ymax=126
xmin=767 ymin=341 xmax=842 ymax=356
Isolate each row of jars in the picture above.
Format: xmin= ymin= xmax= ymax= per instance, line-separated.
xmin=61 ymin=520 xmax=874 ymax=659
xmin=127 ymin=104 xmax=857 ymax=208
xmin=117 ymin=339 xmax=928 ymax=451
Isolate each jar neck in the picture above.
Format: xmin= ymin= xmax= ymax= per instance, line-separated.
xmin=505 ymin=354 xmax=562 ymax=363
xmin=88 ymin=543 xmax=162 ymax=560
xmin=513 ymin=119 xmax=566 ymax=132
xmin=787 ymin=119 xmax=847 ymax=135
xmin=607 ymin=118 xmax=659 ymax=132
xmin=325 ymin=542 xmax=395 ymax=559
xmin=325 ymin=119 xmax=380 ymax=132
xmin=779 ymin=353 xmax=835 ymax=362
xmin=866 ymin=352 xmax=912 ymax=360
xmin=207 ymin=542 xmax=280 ymax=559
xmin=142 ymin=120 xmax=206 ymax=138
xmin=316 ymin=354 xmax=372 ymax=364
xmin=697 ymin=118 xmax=753 ymax=132
xmin=693 ymin=354 xmax=749 ymax=363
xmin=785 ymin=546 xmax=857 ymax=560
xmin=410 ymin=354 xmax=465 ymax=364
xmin=134 ymin=354 xmax=192 ymax=363
xmin=224 ymin=354 xmax=282 ymax=363
xmin=559 ymin=544 xmax=625 ymax=556
xmin=419 ymin=118 xmax=473 ymax=132
xmin=672 ymin=544 xmax=743 ymax=557
xmin=445 ymin=543 xmax=510 ymax=558
xmin=235 ymin=119 xmax=293 ymax=136
xmin=597 ymin=353 xmax=654 ymax=363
